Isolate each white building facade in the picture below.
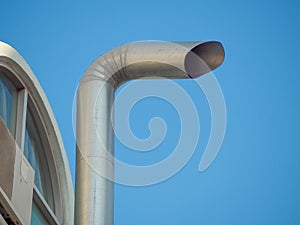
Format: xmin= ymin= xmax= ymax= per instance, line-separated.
xmin=0 ymin=41 xmax=74 ymax=225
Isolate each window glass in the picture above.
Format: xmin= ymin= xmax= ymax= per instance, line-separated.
xmin=24 ymin=127 xmax=44 ymax=194
xmin=31 ymin=201 xmax=50 ymax=225
xmin=0 ymin=72 xmax=17 ymax=134
xmin=24 ymin=108 xmax=54 ymax=210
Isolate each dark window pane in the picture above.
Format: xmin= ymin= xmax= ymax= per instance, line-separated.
xmin=0 ymin=72 xmax=16 ymax=134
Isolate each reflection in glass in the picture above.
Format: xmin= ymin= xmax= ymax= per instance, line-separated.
xmin=24 ymin=127 xmax=44 ymax=195
xmin=24 ymin=108 xmax=54 ymax=210
xmin=0 ymin=72 xmax=16 ymax=134
xmin=31 ymin=201 xmax=50 ymax=225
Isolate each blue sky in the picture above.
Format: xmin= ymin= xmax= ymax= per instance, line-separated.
xmin=1 ymin=0 xmax=300 ymax=224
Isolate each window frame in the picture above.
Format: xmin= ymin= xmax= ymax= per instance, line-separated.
xmin=27 ymin=97 xmax=63 ymax=218
xmin=0 ymin=67 xmax=20 ymax=137
xmin=0 ymin=63 xmax=62 ymax=225
xmin=33 ymin=186 xmax=60 ymax=225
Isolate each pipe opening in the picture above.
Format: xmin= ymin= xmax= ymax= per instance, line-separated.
xmin=184 ymin=41 xmax=225 ymax=78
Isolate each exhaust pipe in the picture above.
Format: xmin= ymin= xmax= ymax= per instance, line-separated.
xmin=75 ymin=41 xmax=225 ymax=225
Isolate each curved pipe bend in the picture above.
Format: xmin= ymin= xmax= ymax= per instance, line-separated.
xmin=80 ymin=41 xmax=225 ymax=88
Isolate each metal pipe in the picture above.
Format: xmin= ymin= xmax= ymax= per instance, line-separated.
xmin=75 ymin=41 xmax=225 ymax=225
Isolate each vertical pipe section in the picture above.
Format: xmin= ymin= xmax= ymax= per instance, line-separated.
xmin=75 ymin=79 xmax=114 ymax=225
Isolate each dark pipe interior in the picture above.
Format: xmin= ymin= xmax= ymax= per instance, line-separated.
xmin=184 ymin=41 xmax=225 ymax=78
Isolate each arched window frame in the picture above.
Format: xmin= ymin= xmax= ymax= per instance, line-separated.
xmin=0 ymin=61 xmax=64 ymax=225
xmin=0 ymin=41 xmax=74 ymax=225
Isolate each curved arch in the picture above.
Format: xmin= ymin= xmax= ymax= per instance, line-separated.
xmin=0 ymin=41 xmax=74 ymax=225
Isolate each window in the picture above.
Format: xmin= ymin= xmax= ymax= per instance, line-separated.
xmin=24 ymin=105 xmax=55 ymax=212
xmin=0 ymin=67 xmax=58 ymax=224
xmin=0 ymin=72 xmax=17 ymax=135
xmin=0 ymin=43 xmax=73 ymax=225
xmin=30 ymin=201 xmax=50 ymax=225
xmin=24 ymin=113 xmax=44 ymax=196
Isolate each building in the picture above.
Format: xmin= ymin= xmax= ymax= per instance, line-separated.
xmin=0 ymin=41 xmax=74 ymax=225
